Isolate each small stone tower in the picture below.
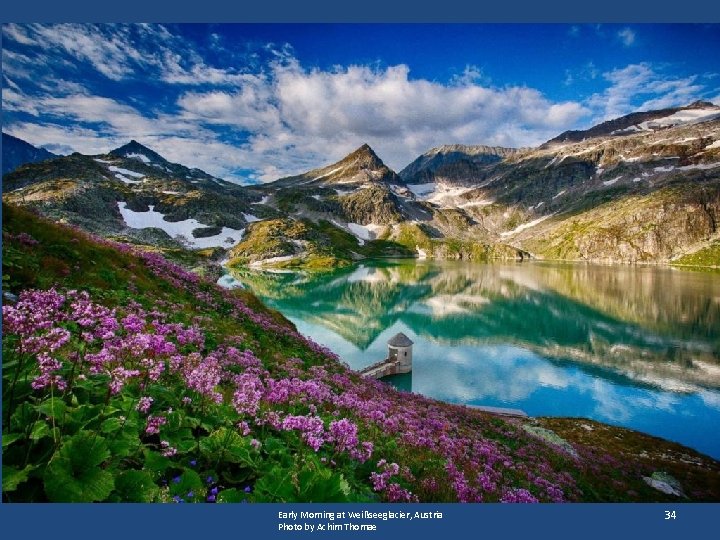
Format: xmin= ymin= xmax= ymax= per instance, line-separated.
xmin=387 ymin=332 xmax=413 ymax=373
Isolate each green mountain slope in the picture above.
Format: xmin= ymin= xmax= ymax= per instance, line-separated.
xmin=2 ymin=203 xmax=720 ymax=502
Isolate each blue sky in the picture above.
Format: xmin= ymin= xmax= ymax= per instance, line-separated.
xmin=3 ymin=23 xmax=719 ymax=183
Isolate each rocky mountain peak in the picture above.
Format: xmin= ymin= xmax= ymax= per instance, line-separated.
xmin=340 ymin=143 xmax=386 ymax=170
xmin=685 ymin=100 xmax=718 ymax=110
xmin=109 ymin=140 xmax=167 ymax=164
xmin=2 ymin=132 xmax=58 ymax=176
xmin=544 ymin=100 xmax=720 ymax=147
xmin=270 ymin=143 xmax=399 ymax=187
xmin=399 ymin=144 xmax=518 ymax=183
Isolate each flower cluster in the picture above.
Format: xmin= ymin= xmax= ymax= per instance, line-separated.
xmin=2 ymin=221 xmax=589 ymax=503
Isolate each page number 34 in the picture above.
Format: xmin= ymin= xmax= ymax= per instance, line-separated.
xmin=664 ymin=511 xmax=677 ymax=520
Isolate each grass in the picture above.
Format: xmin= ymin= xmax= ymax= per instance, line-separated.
xmin=671 ymin=240 xmax=720 ymax=268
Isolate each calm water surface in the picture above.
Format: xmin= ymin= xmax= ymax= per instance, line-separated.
xmin=225 ymin=260 xmax=720 ymax=459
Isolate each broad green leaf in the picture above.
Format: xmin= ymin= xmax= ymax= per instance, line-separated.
xmin=168 ymin=469 xmax=204 ymax=502
xmin=43 ymin=431 xmax=114 ymax=502
xmin=65 ymin=403 xmax=104 ymax=430
xmin=2 ymin=464 xmax=36 ymax=492
xmin=252 ymin=467 xmax=296 ymax=502
xmin=1 ymin=358 xmax=20 ymax=371
xmin=2 ymin=432 xmax=23 ymax=449
xmin=101 ymin=417 xmax=124 ymax=434
xmin=107 ymin=429 xmax=140 ymax=459
xmin=199 ymin=428 xmax=256 ymax=467
xmin=29 ymin=420 xmax=51 ymax=441
xmin=144 ymin=450 xmax=172 ymax=474
xmin=114 ymin=470 xmax=159 ymax=502
xmin=296 ymin=467 xmax=349 ymax=502
xmin=10 ymin=403 xmax=34 ymax=432
xmin=216 ymin=488 xmax=249 ymax=503
xmin=35 ymin=397 xmax=67 ymax=420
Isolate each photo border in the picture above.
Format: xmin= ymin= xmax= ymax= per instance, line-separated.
xmin=2 ymin=2 xmax=719 ymax=538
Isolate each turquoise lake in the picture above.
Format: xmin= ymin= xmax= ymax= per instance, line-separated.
xmin=226 ymin=260 xmax=720 ymax=460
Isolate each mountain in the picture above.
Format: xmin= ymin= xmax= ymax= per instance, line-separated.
xmin=2 ymin=132 xmax=58 ymax=176
xmin=2 ymin=140 xmax=261 ymax=267
xmin=272 ymin=143 xmax=401 ymax=188
xmin=399 ymin=144 xmax=520 ymax=184
xmin=4 ymin=102 xmax=720 ymax=270
xmin=545 ymin=101 xmax=720 ymax=146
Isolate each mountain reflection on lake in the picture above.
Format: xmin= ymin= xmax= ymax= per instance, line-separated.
xmin=225 ymin=260 xmax=720 ymax=459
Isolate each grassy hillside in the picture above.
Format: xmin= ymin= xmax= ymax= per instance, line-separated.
xmin=3 ymin=203 xmax=719 ymax=503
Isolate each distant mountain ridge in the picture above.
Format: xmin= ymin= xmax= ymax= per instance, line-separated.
xmin=3 ymin=101 xmax=720 ymax=269
xmin=544 ymin=100 xmax=720 ymax=146
xmin=400 ymin=144 xmax=520 ymax=184
xmin=2 ymin=132 xmax=58 ymax=176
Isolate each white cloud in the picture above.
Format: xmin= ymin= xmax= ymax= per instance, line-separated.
xmin=176 ymin=61 xmax=589 ymax=178
xmin=618 ymin=27 xmax=636 ymax=47
xmin=587 ymin=63 xmax=705 ymax=121
xmin=2 ymin=23 xmax=269 ymax=88
xmin=6 ymin=24 xmax=716 ymax=185
xmin=12 ymin=24 xmax=150 ymax=81
xmin=4 ymin=122 xmax=120 ymax=155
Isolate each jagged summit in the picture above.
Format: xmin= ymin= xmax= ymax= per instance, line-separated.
xmin=423 ymin=144 xmax=518 ymax=157
xmin=109 ymin=140 xmax=168 ymax=165
xmin=2 ymin=132 xmax=58 ymax=176
xmin=272 ymin=143 xmax=400 ymax=187
xmin=399 ymin=144 xmax=518 ymax=184
xmin=545 ymin=100 xmax=720 ymax=146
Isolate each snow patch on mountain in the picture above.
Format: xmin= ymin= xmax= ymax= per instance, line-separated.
xmin=108 ymin=165 xmax=145 ymax=179
xmin=114 ymin=173 xmax=141 ymax=185
xmin=347 ymin=222 xmax=385 ymax=243
xmin=500 ymin=214 xmax=556 ymax=238
xmin=406 ymin=183 xmax=436 ymax=197
xmin=125 ymin=152 xmax=151 ymax=164
xmin=305 ymin=166 xmax=345 ymax=183
xmin=613 ymin=108 xmax=720 ymax=134
xmin=117 ymin=202 xmax=245 ymax=249
xmin=249 ymin=255 xmax=296 ymax=267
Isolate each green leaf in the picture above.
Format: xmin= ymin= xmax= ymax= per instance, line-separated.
xmin=199 ymin=428 xmax=256 ymax=467
xmin=107 ymin=429 xmax=140 ymax=459
xmin=169 ymin=469 xmax=204 ymax=502
xmin=163 ymin=427 xmax=195 ymax=454
xmin=114 ymin=470 xmax=159 ymax=502
xmin=2 ymin=464 xmax=36 ymax=492
xmin=144 ymin=450 xmax=172 ymax=474
xmin=29 ymin=420 xmax=51 ymax=441
xmin=1 ymin=358 xmax=20 ymax=371
xmin=67 ymin=403 xmax=104 ymax=428
xmin=35 ymin=397 xmax=67 ymax=420
xmin=44 ymin=431 xmax=115 ymax=502
xmin=10 ymin=403 xmax=34 ymax=432
xmin=101 ymin=417 xmax=124 ymax=434
xmin=296 ymin=467 xmax=349 ymax=502
xmin=253 ymin=467 xmax=296 ymax=502
xmin=216 ymin=488 xmax=250 ymax=503
xmin=1 ymin=432 xmax=23 ymax=449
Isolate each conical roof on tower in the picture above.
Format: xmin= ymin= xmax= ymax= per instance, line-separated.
xmin=388 ymin=332 xmax=414 ymax=347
